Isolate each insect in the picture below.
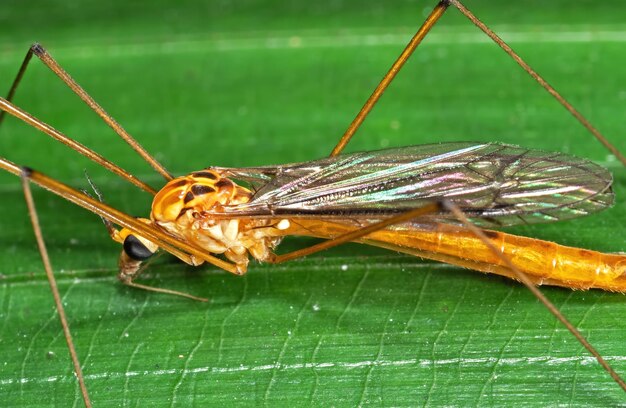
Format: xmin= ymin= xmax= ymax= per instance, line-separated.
xmin=0 ymin=1 xmax=620 ymax=406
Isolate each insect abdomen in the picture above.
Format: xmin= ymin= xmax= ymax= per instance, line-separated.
xmin=284 ymin=220 xmax=626 ymax=292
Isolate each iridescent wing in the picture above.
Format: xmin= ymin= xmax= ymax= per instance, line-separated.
xmin=210 ymin=142 xmax=613 ymax=227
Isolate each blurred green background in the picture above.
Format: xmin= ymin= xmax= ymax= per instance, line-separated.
xmin=0 ymin=0 xmax=625 ymax=406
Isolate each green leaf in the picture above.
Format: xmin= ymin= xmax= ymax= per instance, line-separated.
xmin=1 ymin=1 xmax=625 ymax=406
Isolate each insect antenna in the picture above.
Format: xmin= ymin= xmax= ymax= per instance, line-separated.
xmin=19 ymin=168 xmax=92 ymax=407
xmin=82 ymin=170 xmax=116 ymax=235
xmin=0 ymin=43 xmax=173 ymax=179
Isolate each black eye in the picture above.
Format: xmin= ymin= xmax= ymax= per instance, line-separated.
xmin=123 ymin=235 xmax=154 ymax=261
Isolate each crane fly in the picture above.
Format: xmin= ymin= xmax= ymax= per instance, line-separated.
xmin=1 ymin=0 xmax=625 ymax=405
xmin=138 ymin=141 xmax=619 ymax=291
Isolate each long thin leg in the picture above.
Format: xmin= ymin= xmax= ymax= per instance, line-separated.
xmin=0 ymin=46 xmax=33 ymax=117
xmin=270 ymin=199 xmax=626 ymax=391
xmin=450 ymin=0 xmax=626 ymax=167
xmin=0 ymin=156 xmax=240 ymax=274
xmin=117 ymin=253 xmax=209 ymax=302
xmin=20 ymin=171 xmax=92 ymax=407
xmin=0 ymin=97 xmax=157 ymax=194
xmin=329 ymin=0 xmax=450 ymax=156
xmin=0 ymin=44 xmax=173 ymax=179
xmin=267 ymin=203 xmax=441 ymax=263
xmin=331 ymin=0 xmax=625 ymax=167
xmin=442 ymin=200 xmax=626 ymax=392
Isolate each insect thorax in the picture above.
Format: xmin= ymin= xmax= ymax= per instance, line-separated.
xmin=150 ymin=170 xmax=287 ymax=272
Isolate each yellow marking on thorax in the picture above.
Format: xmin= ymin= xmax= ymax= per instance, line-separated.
xmin=151 ymin=170 xmax=252 ymax=224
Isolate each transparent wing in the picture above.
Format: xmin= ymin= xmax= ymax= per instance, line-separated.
xmin=211 ymin=142 xmax=613 ymax=227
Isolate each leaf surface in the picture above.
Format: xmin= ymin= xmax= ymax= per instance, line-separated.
xmin=0 ymin=1 xmax=625 ymax=406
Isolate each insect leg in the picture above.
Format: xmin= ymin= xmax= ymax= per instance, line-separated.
xmin=0 ymin=45 xmax=33 ymax=126
xmin=329 ymin=0 xmax=450 ymax=157
xmin=19 ymin=169 xmax=92 ymax=407
xmin=80 ymin=171 xmax=210 ymax=301
xmin=0 ymin=97 xmax=157 ymax=194
xmin=449 ymin=0 xmax=626 ymax=166
xmin=0 ymin=43 xmax=173 ymax=179
xmin=266 ymin=203 xmax=441 ymax=263
xmin=117 ymin=255 xmax=209 ymax=302
xmin=442 ymin=199 xmax=626 ymax=392
xmin=0 ymin=157 xmax=240 ymax=274
xmin=104 ymin=222 xmax=211 ymax=301
xmin=330 ymin=0 xmax=625 ymax=165
xmin=270 ymin=199 xmax=626 ymax=391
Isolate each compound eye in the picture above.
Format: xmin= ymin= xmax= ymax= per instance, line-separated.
xmin=123 ymin=234 xmax=154 ymax=261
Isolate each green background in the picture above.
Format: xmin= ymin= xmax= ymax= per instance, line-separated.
xmin=1 ymin=0 xmax=625 ymax=406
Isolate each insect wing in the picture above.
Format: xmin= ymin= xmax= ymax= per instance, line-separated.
xmin=216 ymin=142 xmax=613 ymax=227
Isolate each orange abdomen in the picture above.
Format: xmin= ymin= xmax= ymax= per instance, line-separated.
xmin=286 ymin=220 xmax=626 ymax=292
